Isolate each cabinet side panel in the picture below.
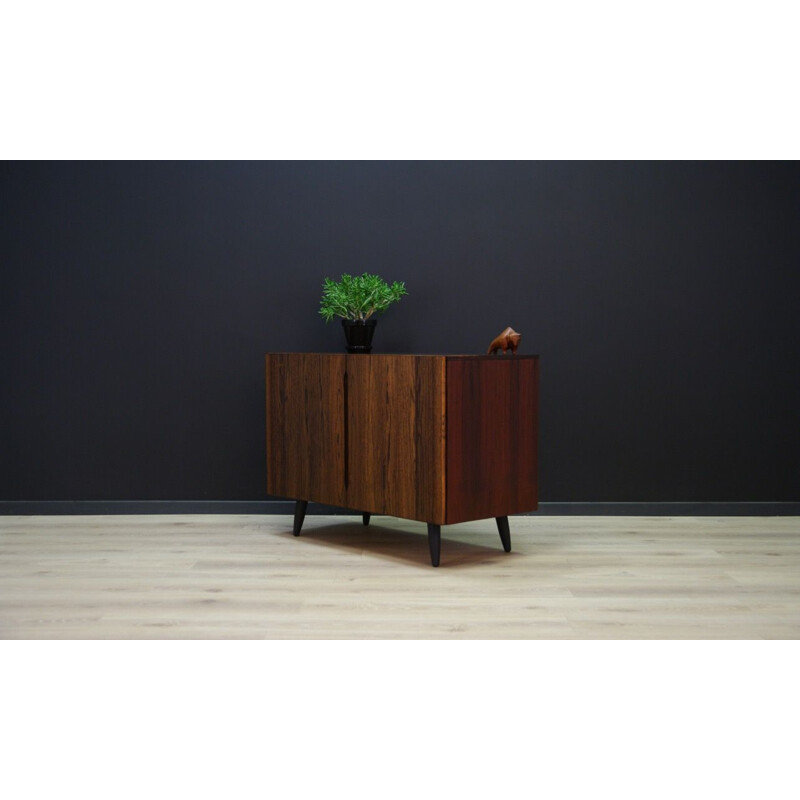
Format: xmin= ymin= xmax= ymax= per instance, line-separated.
xmin=346 ymin=355 xmax=445 ymax=524
xmin=446 ymin=358 xmax=538 ymax=524
xmin=265 ymin=353 xmax=346 ymax=506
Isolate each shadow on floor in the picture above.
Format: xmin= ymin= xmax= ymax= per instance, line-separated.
xmin=280 ymin=519 xmax=515 ymax=569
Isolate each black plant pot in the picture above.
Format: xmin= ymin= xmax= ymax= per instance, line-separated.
xmin=342 ymin=319 xmax=377 ymax=353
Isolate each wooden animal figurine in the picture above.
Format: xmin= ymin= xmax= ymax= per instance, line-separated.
xmin=487 ymin=326 xmax=521 ymax=355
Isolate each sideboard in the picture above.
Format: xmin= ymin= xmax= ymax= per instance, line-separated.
xmin=265 ymin=353 xmax=539 ymax=566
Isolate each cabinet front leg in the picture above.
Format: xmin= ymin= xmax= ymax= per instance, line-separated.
xmin=362 ymin=513 xmax=371 ymax=526
xmin=496 ymin=516 xmax=511 ymax=552
xmin=427 ymin=524 xmax=441 ymax=567
xmin=293 ymin=500 xmax=308 ymax=536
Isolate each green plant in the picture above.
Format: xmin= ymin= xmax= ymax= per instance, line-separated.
xmin=319 ymin=273 xmax=408 ymax=322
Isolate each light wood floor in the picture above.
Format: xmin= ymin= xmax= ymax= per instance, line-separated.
xmin=1 ymin=514 xmax=798 ymax=639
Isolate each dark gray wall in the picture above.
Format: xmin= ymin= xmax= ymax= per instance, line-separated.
xmin=2 ymin=161 xmax=799 ymax=504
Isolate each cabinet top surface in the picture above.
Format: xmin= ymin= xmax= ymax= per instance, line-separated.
xmin=265 ymin=353 xmax=540 ymax=359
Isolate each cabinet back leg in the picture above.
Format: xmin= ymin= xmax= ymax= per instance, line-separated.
xmin=496 ymin=516 xmax=511 ymax=552
xmin=427 ymin=524 xmax=441 ymax=567
xmin=293 ymin=500 xmax=308 ymax=536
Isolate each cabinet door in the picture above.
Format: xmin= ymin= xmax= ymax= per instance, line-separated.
xmin=266 ymin=353 xmax=347 ymax=507
xmin=345 ymin=355 xmax=446 ymax=524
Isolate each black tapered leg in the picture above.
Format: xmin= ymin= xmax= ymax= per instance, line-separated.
xmin=427 ymin=524 xmax=441 ymax=567
xmin=293 ymin=500 xmax=308 ymax=536
xmin=362 ymin=513 xmax=371 ymax=526
xmin=496 ymin=516 xmax=511 ymax=552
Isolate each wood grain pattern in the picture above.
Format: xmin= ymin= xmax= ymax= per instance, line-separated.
xmin=345 ymin=355 xmax=446 ymax=524
xmin=265 ymin=353 xmax=347 ymax=507
xmin=445 ymin=355 xmax=539 ymax=524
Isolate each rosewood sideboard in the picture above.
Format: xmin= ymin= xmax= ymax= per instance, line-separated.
xmin=265 ymin=353 xmax=539 ymax=566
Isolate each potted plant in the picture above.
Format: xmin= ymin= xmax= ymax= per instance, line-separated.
xmin=319 ymin=273 xmax=408 ymax=353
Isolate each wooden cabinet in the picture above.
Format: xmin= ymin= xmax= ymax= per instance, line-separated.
xmin=265 ymin=353 xmax=539 ymax=566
